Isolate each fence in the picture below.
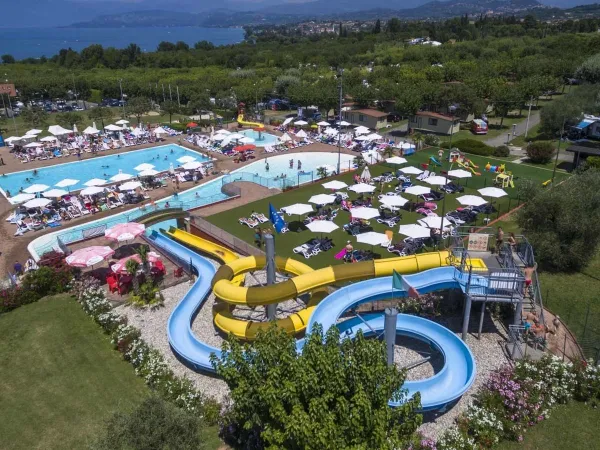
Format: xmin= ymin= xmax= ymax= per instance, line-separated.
xmin=190 ymin=216 xmax=265 ymax=257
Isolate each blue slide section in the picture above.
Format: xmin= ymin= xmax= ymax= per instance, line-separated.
xmin=149 ymin=230 xmax=477 ymax=410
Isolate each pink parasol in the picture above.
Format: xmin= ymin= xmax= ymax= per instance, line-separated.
xmin=110 ymin=252 xmax=162 ymax=274
xmin=65 ymin=246 xmax=115 ymax=267
xmin=104 ymin=222 xmax=146 ymax=242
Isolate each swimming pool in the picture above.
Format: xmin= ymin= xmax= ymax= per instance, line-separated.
xmin=239 ymin=129 xmax=279 ymax=147
xmin=1 ymin=144 xmax=211 ymax=202
xmin=28 ymin=151 xmax=357 ymax=259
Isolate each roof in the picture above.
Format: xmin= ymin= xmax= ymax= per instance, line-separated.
xmin=573 ymin=120 xmax=595 ymax=129
xmin=415 ymin=111 xmax=455 ymax=121
xmin=566 ymin=143 xmax=600 ymax=156
xmin=350 ymin=109 xmax=388 ymax=118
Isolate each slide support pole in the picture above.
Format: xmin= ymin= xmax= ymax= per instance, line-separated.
xmin=478 ymin=301 xmax=486 ymax=340
xmin=384 ymin=308 xmax=398 ymax=366
xmin=462 ymin=295 xmax=472 ymax=342
xmin=265 ymin=234 xmax=277 ymax=320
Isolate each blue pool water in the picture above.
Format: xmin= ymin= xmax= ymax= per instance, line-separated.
xmin=243 ymin=152 xmax=355 ymax=181
xmin=1 ymin=144 xmax=210 ymax=199
xmin=239 ymin=130 xmax=279 ymax=147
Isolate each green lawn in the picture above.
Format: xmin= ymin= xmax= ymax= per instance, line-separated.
xmin=440 ymin=115 xmax=525 ymax=144
xmin=0 ymin=295 xmax=224 ymax=450
xmin=497 ymin=402 xmax=600 ymax=450
xmin=206 ymin=148 xmax=569 ymax=269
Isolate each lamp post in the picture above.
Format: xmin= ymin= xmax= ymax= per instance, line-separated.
xmin=118 ymin=78 xmax=125 ymax=116
xmin=448 ymin=106 xmax=456 ymax=151
xmin=551 ymin=117 xmax=566 ymax=183
xmin=337 ymin=68 xmax=343 ymax=175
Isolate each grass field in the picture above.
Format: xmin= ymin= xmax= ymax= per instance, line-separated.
xmin=0 ymin=295 xmax=222 ymax=449
xmin=496 ymin=402 xmax=600 ymax=450
xmin=207 ymin=147 xmax=569 ymax=269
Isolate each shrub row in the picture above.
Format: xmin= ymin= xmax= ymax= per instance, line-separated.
xmin=442 ymin=139 xmax=495 ymax=157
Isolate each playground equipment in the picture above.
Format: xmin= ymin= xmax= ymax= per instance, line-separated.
xmin=237 ymin=102 xmax=263 ymax=128
xmin=449 ymin=150 xmax=481 ymax=175
xmin=484 ymin=162 xmax=506 ymax=173
xmin=429 ymin=156 xmax=442 ymax=167
xmin=495 ymin=172 xmax=514 ymax=188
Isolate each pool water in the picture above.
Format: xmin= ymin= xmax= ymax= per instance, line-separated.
xmin=239 ymin=129 xmax=279 ymax=147
xmin=1 ymin=144 xmax=210 ymax=200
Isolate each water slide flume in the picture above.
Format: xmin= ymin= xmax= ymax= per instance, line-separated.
xmin=237 ymin=114 xmax=263 ymax=128
xmin=148 ymin=230 xmax=479 ymax=410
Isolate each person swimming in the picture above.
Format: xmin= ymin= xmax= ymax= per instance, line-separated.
xmin=170 ymin=149 xmax=174 ymax=154
xmin=164 ymin=156 xmax=168 ymax=160
xmin=32 ymin=169 xmax=38 ymax=176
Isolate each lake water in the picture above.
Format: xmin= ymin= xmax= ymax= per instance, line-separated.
xmin=0 ymin=27 xmax=245 ymax=60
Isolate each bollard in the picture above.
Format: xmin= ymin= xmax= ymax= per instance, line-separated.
xmin=384 ymin=308 xmax=398 ymax=366
xmin=264 ymin=234 xmax=277 ymax=320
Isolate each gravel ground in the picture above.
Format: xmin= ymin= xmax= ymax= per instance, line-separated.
xmin=118 ymin=264 xmax=509 ymax=440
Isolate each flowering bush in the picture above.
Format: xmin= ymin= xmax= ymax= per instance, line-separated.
xmin=572 ymin=360 xmax=600 ymax=404
xmin=72 ymin=276 xmax=221 ymax=424
xmin=397 ymin=294 xmax=441 ymax=317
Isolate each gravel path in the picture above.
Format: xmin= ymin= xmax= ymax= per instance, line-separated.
xmin=118 ymin=266 xmax=509 ymax=440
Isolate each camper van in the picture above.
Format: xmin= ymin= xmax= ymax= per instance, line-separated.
xmin=471 ymin=119 xmax=488 ymax=135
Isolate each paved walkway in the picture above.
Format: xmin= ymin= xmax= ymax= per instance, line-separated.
xmin=484 ymin=112 xmax=540 ymax=147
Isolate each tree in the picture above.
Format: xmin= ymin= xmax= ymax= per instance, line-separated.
xmin=135 ymin=245 xmax=150 ymax=277
xmin=161 ymin=100 xmax=179 ymax=123
xmin=88 ymin=107 xmax=114 ymax=129
xmin=373 ymin=19 xmax=381 ymax=34
xmin=20 ymin=106 xmax=47 ymax=128
xmin=412 ymin=131 xmax=424 ymax=150
xmin=125 ymin=259 xmax=140 ymax=292
xmin=56 ymin=112 xmax=84 ymax=131
xmin=575 ymin=52 xmax=600 ymax=83
xmin=212 ymin=324 xmax=421 ymax=449
xmin=316 ymin=166 xmax=328 ymax=179
xmin=525 ymin=141 xmax=555 ymax=164
xmin=1 ymin=54 xmax=15 ymax=64
xmin=126 ymin=97 xmax=151 ymax=124
xmin=491 ymin=83 xmax=520 ymax=128
xmin=517 ymin=170 xmax=600 ymax=272
xmin=383 ymin=146 xmax=395 ymax=158
xmin=91 ymin=397 xmax=207 ymax=450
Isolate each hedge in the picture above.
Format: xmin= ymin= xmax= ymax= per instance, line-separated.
xmin=442 ymin=139 xmax=495 ymax=157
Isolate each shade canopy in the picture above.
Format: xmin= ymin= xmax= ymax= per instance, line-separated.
xmin=399 ymin=224 xmax=431 ymax=239
xmin=9 ymin=193 xmax=35 ymax=203
xmin=66 ymin=246 xmax=115 ymax=268
xmin=478 ymin=187 xmax=508 ymax=198
xmin=105 ymin=222 xmax=146 ymax=242
xmin=317 ymin=121 xmax=330 ymax=126
xmin=109 ymin=173 xmax=133 ymax=182
xmin=104 ymin=124 xmax=123 ymax=131
xmin=25 ymin=142 xmax=43 ymax=148
xmin=366 ymin=133 xmax=383 ymax=140
xmin=40 ymin=136 xmax=58 ymax=142
xmin=424 ymin=176 xmax=449 ymax=186
xmin=447 ymin=169 xmax=472 ymax=179
xmin=42 ymin=189 xmax=69 ymax=198
xmin=48 ymin=125 xmax=72 ymax=136
xmin=386 ymin=156 xmax=408 ymax=165
xmin=380 ymin=195 xmax=409 ymax=207
xmin=400 ymin=166 xmax=424 ymax=175
xmin=308 ymin=194 xmax=337 ymax=205
xmin=115 ymin=119 xmax=129 ymax=125
xmin=23 ymin=198 xmax=52 ymax=208
xmin=282 ymin=203 xmax=313 ymax=216
xmin=294 ymin=120 xmax=308 ymax=126
xmin=404 ymin=185 xmax=431 ymax=196
xmin=348 ymin=183 xmax=376 ymax=194
xmin=350 ymin=207 xmax=380 ymax=220
xmin=55 ymin=178 xmax=79 ymax=188
xmin=306 ymin=220 xmax=339 ymax=234
xmin=295 ymin=129 xmax=307 ymax=138
xmin=26 ymin=129 xmax=42 ymax=135
xmin=177 ymin=156 xmax=196 ymax=164
xmin=134 ymin=163 xmax=155 ymax=172
xmin=83 ymin=126 xmax=99 ymax=135
xmin=182 ymin=161 xmax=203 ymax=170
xmin=456 ymin=195 xmax=488 ymax=207
xmin=356 ymin=231 xmax=389 ymax=246
xmin=23 ymin=184 xmax=49 ymax=194
xmin=80 ymin=186 xmax=105 ymax=196
xmin=139 ymin=169 xmax=159 ymax=177
xmin=279 ymin=133 xmax=293 ymax=143
xmin=119 ymin=181 xmax=142 ymax=191
xmin=84 ymin=178 xmax=107 ymax=187
xmin=322 ymin=180 xmax=348 ymax=190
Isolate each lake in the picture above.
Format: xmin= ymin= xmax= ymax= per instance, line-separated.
xmin=0 ymin=27 xmax=245 ymax=60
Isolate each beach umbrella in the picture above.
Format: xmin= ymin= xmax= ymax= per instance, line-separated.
xmin=229 ymin=133 xmax=244 ymax=140
xmin=355 ymin=135 xmax=369 ymax=141
xmin=239 ymin=136 xmax=255 ymax=144
xmin=115 ymin=119 xmax=130 ymax=125
xmin=26 ymin=129 xmax=42 ymax=135
xmin=177 ymin=155 xmax=196 ymax=164
xmin=65 ymin=246 xmax=115 ymax=268
xmin=361 ymin=166 xmax=372 ymax=182
xmin=447 ymin=169 xmax=472 ymax=179
xmin=478 ymin=187 xmax=508 ymax=198
xmin=84 ymin=178 xmax=107 ymax=187
xmin=134 ymin=163 xmax=155 ymax=172
xmin=279 ymin=133 xmax=293 ymax=143
xmin=131 ymin=127 xmax=145 ymax=137
xmin=282 ymin=117 xmax=294 ymax=126
xmin=400 ymin=166 xmax=424 ymax=175
xmin=322 ymin=180 xmax=348 ymax=190
xmin=296 ymin=129 xmax=308 ymax=138
xmin=214 ymin=129 xmax=231 ymax=135
xmin=83 ymin=126 xmax=99 ymax=135
xmin=186 ymin=122 xmax=198 ymax=128
xmin=366 ymin=133 xmax=382 ymax=140
xmin=73 ymin=124 xmax=78 ymax=133
xmin=419 ymin=216 xmax=451 ymax=230
xmin=308 ymin=194 xmax=337 ymax=205
xmin=317 ymin=121 xmax=330 ymax=126
xmin=182 ymin=161 xmax=203 ymax=170
xmin=4 ymin=136 xmax=22 ymax=143
xmin=356 ymin=231 xmax=389 ymax=246
xmin=40 ymin=136 xmax=58 ymax=142
xmin=53 ymin=178 xmax=78 ymax=189
xmin=153 ymin=126 xmax=168 ymax=135
xmin=9 ymin=193 xmax=35 ymax=204
xmin=233 ymin=144 xmax=256 ymax=152
xmin=110 ymin=173 xmax=133 ymax=182
xmin=306 ymin=220 xmax=339 ymax=234
xmin=111 ymin=252 xmax=161 ymax=274
xmin=43 ymin=189 xmax=69 ymax=198
xmin=282 ymin=203 xmax=313 ymax=216
xmin=139 ymin=169 xmax=159 ymax=177
xmin=355 ymin=126 xmax=370 ymax=135
xmin=386 ymin=156 xmax=408 ymax=165
xmin=294 ymin=120 xmax=308 ymax=126
xmin=105 ymin=222 xmax=146 ymax=242
xmin=324 ymin=127 xmax=338 ymax=135
xmin=349 ymin=183 xmax=376 ymax=194
xmin=23 ymin=198 xmax=52 ymax=208
xmin=48 ymin=125 xmax=72 ymax=136
xmin=80 ymin=186 xmax=105 ymax=196
xmin=350 ymin=207 xmax=380 ymax=220
xmin=23 ymin=184 xmax=49 ymax=194
xmin=404 ymin=185 xmax=431 ymax=196
xmin=456 ymin=195 xmax=487 ymax=207
xmin=380 ymin=195 xmax=409 ymax=207
xmin=119 ymin=181 xmax=142 ymax=191
xmin=104 ymin=124 xmax=123 ymax=131
xmin=25 ymin=142 xmax=43 ymax=148
xmin=399 ymin=224 xmax=431 ymax=239
xmin=424 ymin=176 xmax=449 ymax=186
xmin=338 ymin=120 xmax=351 ymax=126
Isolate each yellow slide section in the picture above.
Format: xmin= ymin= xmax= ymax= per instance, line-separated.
xmin=457 ymin=161 xmax=481 ymax=175
xmin=237 ymin=114 xmax=263 ymax=128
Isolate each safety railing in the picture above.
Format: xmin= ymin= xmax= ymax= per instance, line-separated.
xmin=221 ymin=171 xmax=316 ymax=191
xmin=190 ymin=216 xmax=265 ymax=257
